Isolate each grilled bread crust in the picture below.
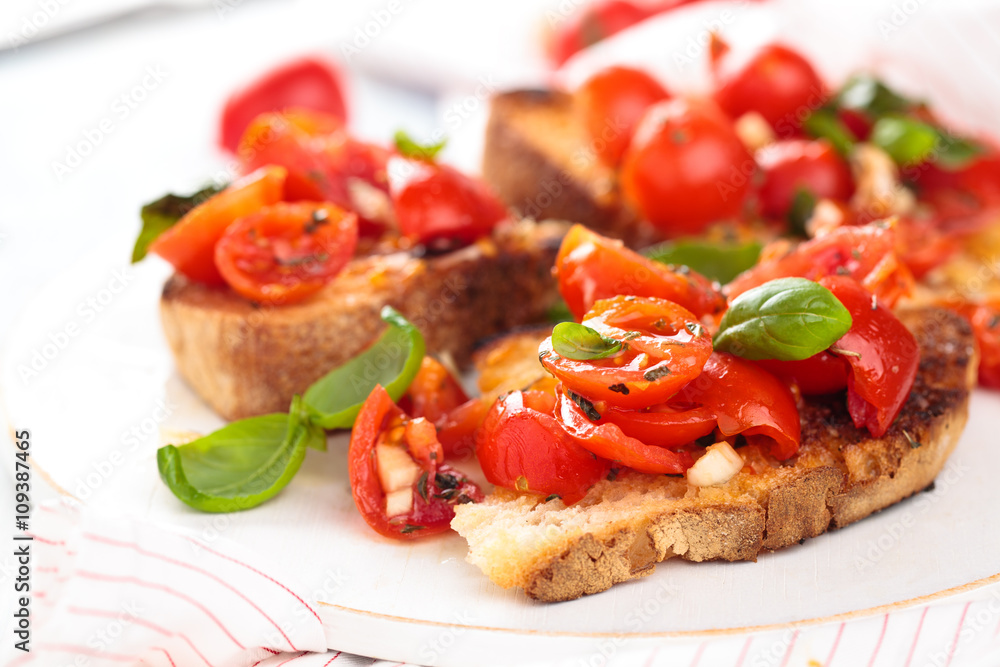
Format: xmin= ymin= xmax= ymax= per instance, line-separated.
xmin=482 ymin=90 xmax=664 ymax=248
xmin=452 ymin=308 xmax=976 ymax=602
xmin=160 ymin=220 xmax=567 ymax=421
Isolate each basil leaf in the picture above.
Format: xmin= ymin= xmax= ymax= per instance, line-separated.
xmin=551 ymin=322 xmax=622 ymax=360
xmin=644 ymin=239 xmax=761 ymax=285
xmin=870 ymin=115 xmax=940 ymax=166
xmin=132 ymin=183 xmax=225 ymax=263
xmin=394 ymin=130 xmax=447 ymax=161
xmin=714 ymin=277 xmax=853 ymax=361
xmin=836 ymin=75 xmax=914 ymax=117
xmin=303 ymin=306 xmax=425 ymax=429
xmin=156 ymin=396 xmax=324 ymax=513
xmin=803 ymin=108 xmax=856 ymax=156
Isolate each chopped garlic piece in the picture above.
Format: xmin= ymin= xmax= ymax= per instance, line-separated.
xmin=687 ymin=442 xmax=745 ymax=487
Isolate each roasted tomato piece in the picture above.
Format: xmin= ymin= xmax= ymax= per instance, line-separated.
xmin=756 ymin=139 xmax=854 ymax=220
xmin=556 ymin=225 xmax=726 ymax=321
xmin=819 ymin=276 xmax=919 ymax=438
xmin=149 ymin=166 xmax=287 ymax=285
xmin=214 ymin=202 xmax=358 ymax=304
xmin=600 ymin=403 xmax=717 ymax=449
xmin=621 ymin=98 xmax=753 ymax=235
xmin=675 ymin=352 xmax=801 ymax=460
xmin=349 ymin=385 xmax=483 ymax=540
xmin=958 ymin=301 xmax=1000 ymax=389
xmin=539 ymin=296 xmax=714 ymax=409
xmin=476 ymin=390 xmax=610 ymax=505
xmin=755 ymin=350 xmax=850 ymax=396
xmin=714 ymin=43 xmax=826 ymax=137
xmin=402 ymin=357 xmax=485 ymax=458
xmin=576 ymin=65 xmax=670 ymax=166
xmin=556 ymin=389 xmax=695 ymax=474
xmin=389 ymin=157 xmax=508 ymax=245
xmin=220 ymin=57 xmax=347 ymax=154
xmin=727 ymin=223 xmax=913 ymax=308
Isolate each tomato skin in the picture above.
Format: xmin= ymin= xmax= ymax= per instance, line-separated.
xmin=727 ymin=223 xmax=913 ymax=308
xmin=549 ymin=0 xmax=652 ymax=67
xmin=539 ymin=296 xmax=714 ymax=409
xmin=714 ymin=44 xmax=826 ymax=137
xmin=555 ymin=224 xmax=726 ymax=320
xmin=676 ymin=352 xmax=801 ymax=460
xmin=577 ymin=66 xmax=670 ymax=166
xmin=755 ymin=351 xmax=850 ymax=396
xmin=214 ymin=202 xmax=358 ymax=304
xmin=819 ymin=276 xmax=919 ymax=438
xmin=389 ymin=158 xmax=508 ymax=245
xmin=436 ymin=398 xmax=490 ymax=459
xmin=402 ymin=357 xmax=485 ymax=458
xmin=220 ymin=57 xmax=347 ymax=154
xmin=477 ymin=391 xmax=610 ymax=505
xmin=556 ymin=389 xmax=695 ymax=474
xmin=349 ymin=385 xmax=483 ymax=541
xmin=600 ymin=403 xmax=717 ymax=449
xmin=756 ymin=140 xmax=854 ymax=220
xmin=960 ymin=302 xmax=1000 ymax=389
xmin=149 ymin=166 xmax=287 ymax=285
xmin=621 ymin=98 xmax=753 ymax=235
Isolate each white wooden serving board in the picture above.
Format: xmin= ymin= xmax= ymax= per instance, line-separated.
xmin=2 ymin=235 xmax=999 ymax=666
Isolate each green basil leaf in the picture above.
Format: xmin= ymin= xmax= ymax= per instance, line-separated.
xmin=802 ymin=108 xmax=857 ymax=156
xmin=551 ymin=322 xmax=622 ymax=360
xmin=132 ymin=183 xmax=225 ymax=263
xmin=787 ymin=188 xmax=817 ymax=238
xmin=644 ymin=239 xmax=761 ymax=285
xmin=156 ymin=396 xmax=323 ymax=513
xmin=932 ymin=134 xmax=983 ymax=171
xmin=394 ymin=130 xmax=447 ymax=161
xmin=714 ymin=277 xmax=853 ymax=361
xmin=303 ymin=306 xmax=425 ymax=429
xmin=870 ymin=115 xmax=940 ymax=166
xmin=836 ymin=75 xmax=914 ymax=117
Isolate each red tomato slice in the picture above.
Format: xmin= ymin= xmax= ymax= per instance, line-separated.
xmin=819 ymin=276 xmax=919 ymax=438
xmin=959 ymin=301 xmax=1000 ymax=389
xmin=727 ymin=223 xmax=913 ymax=308
xmin=539 ymin=296 xmax=714 ymax=408
xmin=556 ymin=389 xmax=695 ymax=474
xmin=220 ymin=57 xmax=347 ymax=154
xmin=400 ymin=357 xmax=485 ymax=458
xmin=149 ymin=166 xmax=287 ymax=285
xmin=754 ymin=351 xmax=850 ymax=396
xmin=476 ymin=390 xmax=610 ymax=504
xmin=576 ymin=66 xmax=670 ymax=166
xmin=214 ymin=202 xmax=358 ymax=305
xmin=436 ymin=398 xmax=490 ymax=459
xmin=349 ymin=385 xmax=483 ymax=540
xmin=556 ymin=224 xmax=726 ymax=321
xmin=389 ymin=157 xmax=508 ymax=245
xmin=714 ymin=43 xmax=826 ymax=137
xmin=756 ymin=139 xmax=854 ymax=220
xmin=675 ymin=352 xmax=802 ymax=460
xmin=600 ymin=403 xmax=717 ymax=449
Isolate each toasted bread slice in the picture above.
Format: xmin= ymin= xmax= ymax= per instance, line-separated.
xmin=452 ymin=307 xmax=976 ymax=602
xmin=160 ymin=220 xmax=567 ymax=421
xmin=482 ymin=90 xmax=665 ymax=248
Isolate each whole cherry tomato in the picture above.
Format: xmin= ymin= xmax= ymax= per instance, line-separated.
xmin=576 ymin=65 xmax=670 ymax=166
xmin=555 ymin=225 xmax=726 ymax=321
xmin=150 ymin=166 xmax=287 ymax=285
xmin=539 ymin=296 xmax=713 ymax=408
xmin=621 ymin=98 xmax=753 ymax=235
xmin=714 ymin=44 xmax=827 ymax=137
xmin=476 ymin=390 xmax=610 ymax=504
xmin=756 ymin=139 xmax=854 ymax=220
xmin=220 ymin=57 xmax=347 ymax=154
xmin=214 ymin=202 xmax=358 ymax=304
xmin=349 ymin=385 xmax=483 ymax=540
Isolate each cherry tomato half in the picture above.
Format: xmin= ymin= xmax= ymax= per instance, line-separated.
xmin=756 ymin=139 xmax=854 ymax=220
xmin=477 ymin=390 xmax=610 ymax=504
xmin=755 ymin=350 xmax=850 ymax=396
xmin=819 ymin=276 xmax=919 ymax=438
xmin=539 ymin=296 xmax=713 ymax=408
xmin=555 ymin=224 xmax=726 ymax=321
xmin=349 ymin=385 xmax=483 ymax=540
xmin=149 ymin=166 xmax=287 ymax=285
xmin=675 ymin=352 xmax=802 ymax=460
xmin=214 ymin=202 xmax=358 ymax=304
xmin=714 ymin=44 xmax=826 ymax=137
xmin=220 ymin=57 xmax=347 ymax=154
xmin=576 ymin=65 xmax=670 ymax=166
xmin=401 ymin=357 xmax=485 ymax=458
xmin=556 ymin=388 xmax=695 ymax=474
xmin=621 ymin=98 xmax=753 ymax=235
xmin=389 ymin=157 xmax=508 ymax=245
